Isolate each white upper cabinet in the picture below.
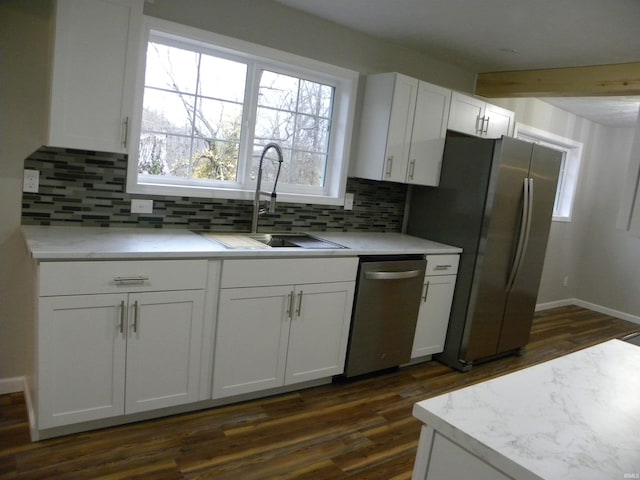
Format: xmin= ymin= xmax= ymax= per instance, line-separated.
xmin=353 ymin=73 xmax=451 ymax=187
xmin=448 ymin=92 xmax=514 ymax=138
xmin=47 ymin=0 xmax=143 ymax=153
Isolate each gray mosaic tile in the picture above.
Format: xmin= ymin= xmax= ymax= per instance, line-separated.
xmin=22 ymin=146 xmax=406 ymax=232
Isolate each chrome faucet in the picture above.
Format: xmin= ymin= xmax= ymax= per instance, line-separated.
xmin=251 ymin=142 xmax=284 ymax=233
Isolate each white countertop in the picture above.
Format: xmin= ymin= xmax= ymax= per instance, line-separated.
xmin=413 ymin=339 xmax=640 ymax=480
xmin=21 ymin=225 xmax=461 ymax=260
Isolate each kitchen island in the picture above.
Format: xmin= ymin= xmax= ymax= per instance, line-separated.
xmin=411 ymin=339 xmax=640 ymax=480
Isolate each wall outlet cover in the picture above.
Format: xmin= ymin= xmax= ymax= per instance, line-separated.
xmin=131 ymin=199 xmax=153 ymax=214
xmin=23 ymin=169 xmax=39 ymax=193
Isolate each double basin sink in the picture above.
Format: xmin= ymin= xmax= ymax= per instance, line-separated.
xmin=199 ymin=232 xmax=347 ymax=250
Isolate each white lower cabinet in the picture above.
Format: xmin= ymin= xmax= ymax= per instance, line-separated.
xmin=411 ymin=255 xmax=459 ymax=358
xmin=34 ymin=260 xmax=207 ymax=430
xmin=212 ymin=258 xmax=357 ymax=399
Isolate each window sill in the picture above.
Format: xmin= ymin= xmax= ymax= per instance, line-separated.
xmin=127 ymin=180 xmax=347 ymax=206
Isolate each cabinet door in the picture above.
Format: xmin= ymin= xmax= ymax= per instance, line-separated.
xmin=38 ymin=294 xmax=127 ymax=428
xmin=411 ymin=275 xmax=456 ymax=358
xmin=212 ymin=286 xmax=292 ymax=399
xmin=384 ymin=75 xmax=418 ymax=182
xmin=407 ymin=82 xmax=451 ymax=186
xmin=48 ymin=0 xmax=143 ymax=152
xmin=484 ymin=103 xmax=515 ymax=138
xmin=125 ymin=290 xmax=205 ymax=414
xmin=447 ymin=92 xmax=485 ymax=137
xmin=285 ymin=282 xmax=355 ymax=385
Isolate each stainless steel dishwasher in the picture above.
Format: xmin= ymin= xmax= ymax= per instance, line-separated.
xmin=343 ymin=255 xmax=427 ymax=377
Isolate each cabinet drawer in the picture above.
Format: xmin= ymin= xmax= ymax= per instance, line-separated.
xmin=425 ymin=255 xmax=459 ymax=276
xmin=39 ymin=260 xmax=208 ymax=296
xmin=221 ymin=257 xmax=358 ymax=288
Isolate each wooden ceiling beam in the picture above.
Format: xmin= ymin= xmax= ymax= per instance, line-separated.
xmin=475 ymin=62 xmax=640 ymax=98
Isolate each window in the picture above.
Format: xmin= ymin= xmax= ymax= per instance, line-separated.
xmin=127 ymin=18 xmax=358 ymax=205
xmin=515 ymin=123 xmax=583 ymax=222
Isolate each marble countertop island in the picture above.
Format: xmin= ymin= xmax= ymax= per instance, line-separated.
xmin=21 ymin=225 xmax=461 ymax=260
xmin=412 ymin=339 xmax=640 ymax=480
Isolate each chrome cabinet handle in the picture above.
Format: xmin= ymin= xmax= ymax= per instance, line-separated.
xmin=118 ymin=300 xmax=126 ymax=334
xmin=422 ymin=281 xmax=430 ymax=302
xmin=122 ymin=116 xmax=129 ymax=149
xmin=113 ymin=276 xmax=149 ymax=285
xmin=296 ymin=290 xmax=303 ymax=317
xmin=287 ymin=292 xmax=295 ymax=319
xmin=483 ymin=116 xmax=490 ymax=134
xmin=409 ymin=159 xmax=416 ymax=180
xmin=132 ymin=300 xmax=139 ymax=333
xmin=475 ymin=115 xmax=484 ymax=134
xmin=364 ymin=269 xmax=423 ymax=280
xmin=385 ymin=156 xmax=394 ymax=177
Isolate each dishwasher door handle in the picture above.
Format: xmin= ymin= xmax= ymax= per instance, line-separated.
xmin=364 ymin=269 xmax=423 ymax=280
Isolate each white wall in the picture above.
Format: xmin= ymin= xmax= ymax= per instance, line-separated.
xmin=0 ymin=1 xmax=50 ymax=391
xmin=495 ymin=98 xmax=640 ymax=320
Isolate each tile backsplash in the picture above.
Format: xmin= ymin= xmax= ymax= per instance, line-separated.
xmin=22 ymin=146 xmax=407 ymax=232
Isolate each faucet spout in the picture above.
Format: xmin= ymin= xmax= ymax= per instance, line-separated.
xmin=251 ymin=143 xmax=284 ymax=233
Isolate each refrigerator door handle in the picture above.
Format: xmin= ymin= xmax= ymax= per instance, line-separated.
xmin=507 ymin=177 xmax=531 ymax=291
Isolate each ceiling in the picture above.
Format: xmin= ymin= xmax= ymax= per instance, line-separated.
xmin=273 ymin=0 xmax=640 ymax=127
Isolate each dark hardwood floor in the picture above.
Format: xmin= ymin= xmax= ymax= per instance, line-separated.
xmin=1 ymin=306 xmax=638 ymax=479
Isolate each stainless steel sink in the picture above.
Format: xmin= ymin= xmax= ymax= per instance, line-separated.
xmin=198 ymin=232 xmax=346 ymax=250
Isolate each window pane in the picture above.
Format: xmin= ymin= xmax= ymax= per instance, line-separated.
xmin=294 ymin=114 xmax=330 ymax=154
xmin=142 ymin=88 xmax=195 ymax=135
xmin=145 ymin=42 xmax=199 ymax=94
xmin=254 ymin=71 xmax=333 ymax=188
xmin=255 ymin=107 xmax=294 ymax=148
xmin=198 ymin=55 xmax=247 ymax=102
xmin=288 ymin=151 xmax=325 ymax=186
xmin=249 ymin=144 xmax=288 ymax=183
xmin=298 ymin=80 xmax=333 ymax=118
xmin=192 ymin=138 xmax=239 ymax=182
xmin=138 ymin=133 xmax=192 ymax=177
xmin=258 ymin=71 xmax=299 ymax=110
xmin=195 ymin=98 xmax=243 ymax=142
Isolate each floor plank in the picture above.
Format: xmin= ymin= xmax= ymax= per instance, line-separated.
xmin=1 ymin=306 xmax=638 ymax=479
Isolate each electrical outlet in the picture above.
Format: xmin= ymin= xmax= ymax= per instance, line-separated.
xmin=131 ymin=199 xmax=153 ymax=214
xmin=344 ymin=192 xmax=354 ymax=210
xmin=23 ymin=169 xmax=39 ymax=193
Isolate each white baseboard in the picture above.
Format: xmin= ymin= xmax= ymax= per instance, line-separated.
xmin=0 ymin=376 xmax=24 ymax=395
xmin=535 ymin=298 xmax=576 ymax=311
xmin=536 ymin=297 xmax=640 ymax=325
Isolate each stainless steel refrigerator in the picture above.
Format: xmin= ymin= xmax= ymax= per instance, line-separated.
xmin=407 ymin=133 xmax=562 ymax=371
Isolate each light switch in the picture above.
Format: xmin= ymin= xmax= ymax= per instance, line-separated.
xmin=344 ymin=192 xmax=354 ymax=210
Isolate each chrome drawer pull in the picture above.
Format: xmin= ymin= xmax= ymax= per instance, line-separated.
xmin=113 ymin=275 xmax=149 ymax=285
xmin=433 ymin=265 xmax=452 ymax=270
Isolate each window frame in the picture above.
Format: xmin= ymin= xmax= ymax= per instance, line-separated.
xmin=515 ymin=123 xmax=583 ymax=222
xmin=126 ymin=17 xmax=359 ymax=205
